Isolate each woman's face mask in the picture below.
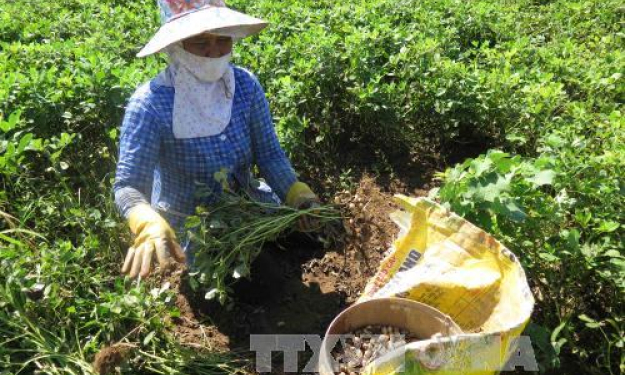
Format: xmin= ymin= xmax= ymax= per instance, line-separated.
xmin=167 ymin=43 xmax=232 ymax=82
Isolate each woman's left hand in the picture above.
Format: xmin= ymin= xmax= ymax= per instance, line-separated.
xmin=286 ymin=181 xmax=322 ymax=232
xmin=296 ymin=198 xmax=323 ymax=232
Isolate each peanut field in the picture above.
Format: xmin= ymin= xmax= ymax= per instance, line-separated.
xmin=0 ymin=0 xmax=622 ymax=374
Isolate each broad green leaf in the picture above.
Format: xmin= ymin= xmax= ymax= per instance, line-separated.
xmin=185 ymin=216 xmax=201 ymax=229
xmin=609 ymin=258 xmax=625 ymax=271
xmin=475 ymin=175 xmax=511 ymax=203
xmin=0 ymin=110 xmax=21 ymax=133
xmin=603 ymin=250 xmax=623 ymax=259
xmin=503 ymin=200 xmax=527 ymax=222
xmin=5 ymin=142 xmax=15 ymax=158
xmin=471 ymin=157 xmax=493 ymax=177
xmin=545 ymin=134 xmax=565 ymax=148
xmin=538 ymin=252 xmax=559 ymax=262
xmin=597 ymin=221 xmax=620 ymax=233
xmin=528 ymin=169 xmax=556 ymax=187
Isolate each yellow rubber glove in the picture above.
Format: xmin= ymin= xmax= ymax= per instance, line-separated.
xmin=286 ymin=182 xmax=321 ymax=232
xmin=121 ymin=204 xmax=186 ymax=279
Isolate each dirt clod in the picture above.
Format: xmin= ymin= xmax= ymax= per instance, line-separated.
xmin=92 ymin=344 xmax=130 ymax=375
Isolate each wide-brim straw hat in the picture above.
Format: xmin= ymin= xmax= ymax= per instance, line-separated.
xmin=137 ymin=0 xmax=268 ymax=58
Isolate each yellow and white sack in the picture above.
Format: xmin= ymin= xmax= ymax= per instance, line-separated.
xmin=359 ymin=196 xmax=535 ymax=375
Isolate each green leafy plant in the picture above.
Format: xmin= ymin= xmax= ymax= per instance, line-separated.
xmin=185 ymin=185 xmax=340 ymax=305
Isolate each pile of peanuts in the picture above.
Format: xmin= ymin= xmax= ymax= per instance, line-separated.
xmin=333 ymin=325 xmax=412 ymax=374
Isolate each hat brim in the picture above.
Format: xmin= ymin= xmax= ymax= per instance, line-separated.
xmin=137 ymin=7 xmax=268 ymax=57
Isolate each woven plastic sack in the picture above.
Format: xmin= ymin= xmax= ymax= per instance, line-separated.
xmin=358 ymin=196 xmax=535 ymax=374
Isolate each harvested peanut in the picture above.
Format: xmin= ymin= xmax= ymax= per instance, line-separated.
xmin=331 ymin=325 xmax=420 ymax=373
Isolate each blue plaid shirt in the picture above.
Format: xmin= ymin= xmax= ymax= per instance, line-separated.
xmin=114 ymin=65 xmax=297 ymax=229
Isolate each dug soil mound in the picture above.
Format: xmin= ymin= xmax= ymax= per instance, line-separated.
xmin=176 ymin=176 xmax=414 ymax=372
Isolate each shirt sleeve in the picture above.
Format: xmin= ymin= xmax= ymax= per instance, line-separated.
xmin=113 ymin=94 xmax=162 ymax=218
xmin=248 ymin=76 xmax=298 ymax=201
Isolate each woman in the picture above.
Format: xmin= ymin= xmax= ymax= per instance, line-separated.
xmin=114 ymin=0 xmax=319 ymax=279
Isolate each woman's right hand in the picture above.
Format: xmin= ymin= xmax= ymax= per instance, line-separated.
xmin=121 ymin=204 xmax=186 ymax=279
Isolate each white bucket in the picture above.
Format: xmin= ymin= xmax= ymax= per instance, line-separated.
xmin=318 ymin=297 xmax=462 ymax=375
